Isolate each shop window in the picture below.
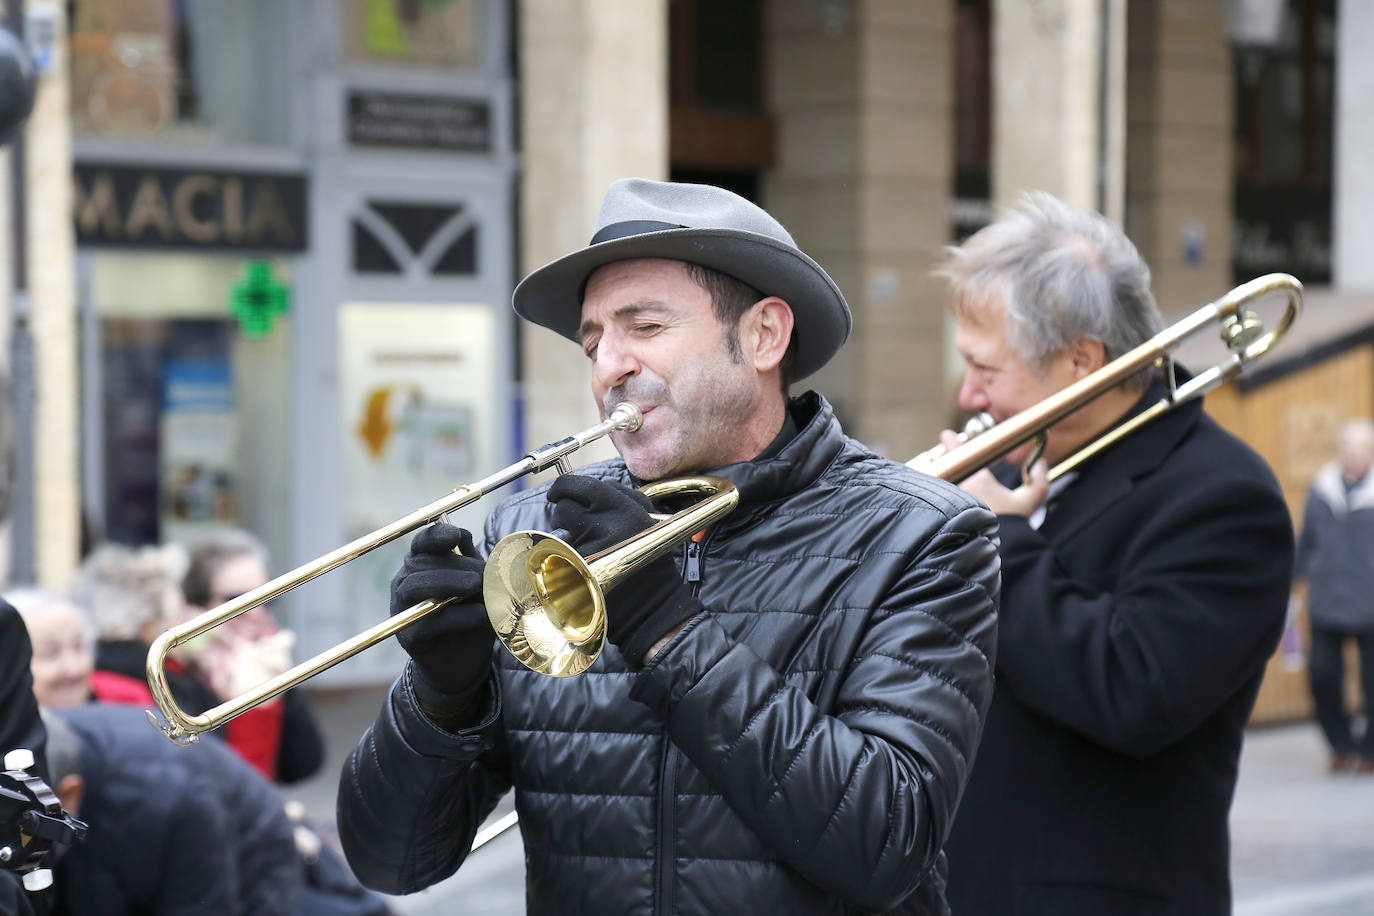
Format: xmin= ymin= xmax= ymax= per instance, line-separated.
xmin=84 ymin=253 xmax=293 ymax=552
xmin=952 ymin=0 xmax=992 ymax=241
xmin=69 ymin=0 xmax=292 ymax=145
xmin=668 ymin=0 xmax=774 ymax=177
xmin=99 ymin=318 xmax=235 ymax=546
xmin=339 ymin=0 xmax=482 ymax=69
xmin=1231 ymin=0 xmax=1334 ymax=284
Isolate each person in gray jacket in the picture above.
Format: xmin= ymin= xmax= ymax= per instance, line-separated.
xmin=1295 ymin=418 xmax=1374 ymax=773
xmin=337 ymin=178 xmax=1001 ymax=914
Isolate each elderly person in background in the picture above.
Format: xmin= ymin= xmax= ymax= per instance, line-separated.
xmin=6 ymin=588 xmax=94 ymax=709
xmin=1294 ymin=418 xmax=1374 ymax=773
xmin=71 ymin=542 xmax=207 ymax=709
xmin=179 ymin=527 xmax=324 ymax=785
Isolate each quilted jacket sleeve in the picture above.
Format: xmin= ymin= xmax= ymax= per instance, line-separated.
xmin=632 ymin=503 xmax=1000 ymax=911
xmin=336 ymin=665 xmax=511 ymax=894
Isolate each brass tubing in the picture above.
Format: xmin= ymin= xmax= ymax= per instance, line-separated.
xmin=483 ymin=476 xmax=739 ymax=677
xmin=146 ymin=403 xmax=643 ymax=744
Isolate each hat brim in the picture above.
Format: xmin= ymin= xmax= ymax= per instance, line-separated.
xmin=512 ymin=228 xmax=851 ymax=380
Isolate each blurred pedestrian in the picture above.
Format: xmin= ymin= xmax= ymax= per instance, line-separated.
xmin=7 ymin=588 xmax=95 ymax=709
xmin=70 ymin=542 xmax=218 ymax=713
xmin=1294 ymin=418 xmax=1374 ymax=773
xmin=0 ymin=597 xmax=51 ymax=916
xmin=179 ymin=527 xmax=324 ymax=784
xmin=43 ymin=704 xmax=303 ymax=915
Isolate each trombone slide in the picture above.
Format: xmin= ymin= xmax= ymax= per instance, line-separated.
xmin=146 ymin=403 xmax=643 ymax=744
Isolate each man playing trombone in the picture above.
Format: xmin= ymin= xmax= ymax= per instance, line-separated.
xmin=937 ymin=192 xmax=1293 ymax=915
xmin=336 ymin=178 xmax=1001 ymax=913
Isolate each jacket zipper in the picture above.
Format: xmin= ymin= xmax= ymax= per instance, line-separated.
xmin=655 ymin=535 xmax=707 ymax=914
xmin=684 ymin=537 xmax=703 ymax=591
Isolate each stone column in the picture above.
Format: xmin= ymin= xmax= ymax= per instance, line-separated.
xmin=517 ymin=0 xmax=666 ymax=468
xmin=29 ymin=2 xmax=77 ymax=588
xmin=765 ymin=0 xmax=954 ymax=461
xmin=1125 ymin=0 xmax=1233 ymax=315
xmin=0 ymin=3 xmax=77 ymax=587
xmin=992 ymin=0 xmax=1107 ymax=212
xmin=1334 ymin=0 xmax=1374 ymax=290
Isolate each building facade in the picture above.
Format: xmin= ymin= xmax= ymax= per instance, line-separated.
xmin=2 ymin=0 xmax=1369 ymax=686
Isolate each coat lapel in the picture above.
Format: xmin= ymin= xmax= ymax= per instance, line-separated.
xmin=998 ymin=380 xmax=1204 ymax=545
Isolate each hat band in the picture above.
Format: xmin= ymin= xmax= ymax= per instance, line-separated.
xmin=590 ymin=220 xmax=683 ymax=245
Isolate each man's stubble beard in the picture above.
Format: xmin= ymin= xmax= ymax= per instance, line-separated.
xmin=606 ymin=347 xmax=756 ymax=481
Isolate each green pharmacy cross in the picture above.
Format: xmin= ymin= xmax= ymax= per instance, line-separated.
xmin=231 ymin=261 xmax=289 ymax=338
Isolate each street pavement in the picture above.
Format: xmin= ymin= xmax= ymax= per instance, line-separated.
xmin=1231 ymin=724 xmax=1374 ymax=915
xmin=291 ymin=687 xmax=1374 ymax=915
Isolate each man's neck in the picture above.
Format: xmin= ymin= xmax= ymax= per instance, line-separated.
xmin=738 ymin=396 xmax=790 ymax=463
xmin=1044 ymin=384 xmax=1147 ymax=466
xmin=754 ymin=400 xmax=798 ymax=462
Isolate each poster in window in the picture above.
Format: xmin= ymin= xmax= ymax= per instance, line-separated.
xmin=159 ymin=361 xmax=238 ymax=546
xmin=338 ymin=302 xmax=498 ymax=669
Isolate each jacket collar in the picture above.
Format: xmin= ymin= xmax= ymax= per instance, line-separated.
xmin=630 ymin=391 xmax=844 ymax=532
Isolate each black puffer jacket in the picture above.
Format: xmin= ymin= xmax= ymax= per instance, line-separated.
xmin=339 ymin=393 xmax=1000 ymax=914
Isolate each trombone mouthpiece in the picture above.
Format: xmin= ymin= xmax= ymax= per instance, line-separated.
xmin=609 ymin=402 xmax=642 ymax=433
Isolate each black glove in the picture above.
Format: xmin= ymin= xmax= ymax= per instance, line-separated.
xmin=547 ymin=475 xmax=704 ymax=666
xmin=390 ymin=524 xmax=493 ymax=709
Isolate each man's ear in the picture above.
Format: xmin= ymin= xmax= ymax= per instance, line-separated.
xmin=745 ymin=297 xmax=794 ymax=372
xmin=1070 ymin=337 xmax=1107 ymax=378
xmin=56 ymin=773 xmax=83 ymax=818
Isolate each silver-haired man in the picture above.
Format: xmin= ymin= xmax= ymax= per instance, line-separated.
xmin=938 ymin=192 xmax=1293 ymax=915
xmin=1294 ymin=418 xmax=1374 ymax=774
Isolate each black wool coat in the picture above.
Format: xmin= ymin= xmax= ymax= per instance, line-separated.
xmin=943 ymin=386 xmax=1294 ymax=916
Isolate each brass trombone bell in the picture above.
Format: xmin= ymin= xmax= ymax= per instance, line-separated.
xmin=484 ymin=476 xmax=739 ymax=677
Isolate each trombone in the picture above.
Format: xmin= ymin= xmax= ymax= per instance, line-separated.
xmin=908 ymin=272 xmax=1303 ymax=483
xmin=146 ymin=403 xmax=739 ymax=745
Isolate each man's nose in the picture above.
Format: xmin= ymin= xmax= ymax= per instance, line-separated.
xmin=593 ymin=337 xmax=639 ymax=391
xmin=63 ymin=651 xmax=89 ymax=677
xmin=957 ymin=374 xmax=988 ymax=411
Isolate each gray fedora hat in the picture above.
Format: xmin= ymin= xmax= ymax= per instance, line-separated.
xmin=513 ymin=178 xmax=851 ymax=380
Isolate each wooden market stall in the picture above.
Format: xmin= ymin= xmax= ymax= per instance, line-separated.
xmin=1202 ymin=328 xmax=1374 ymax=724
